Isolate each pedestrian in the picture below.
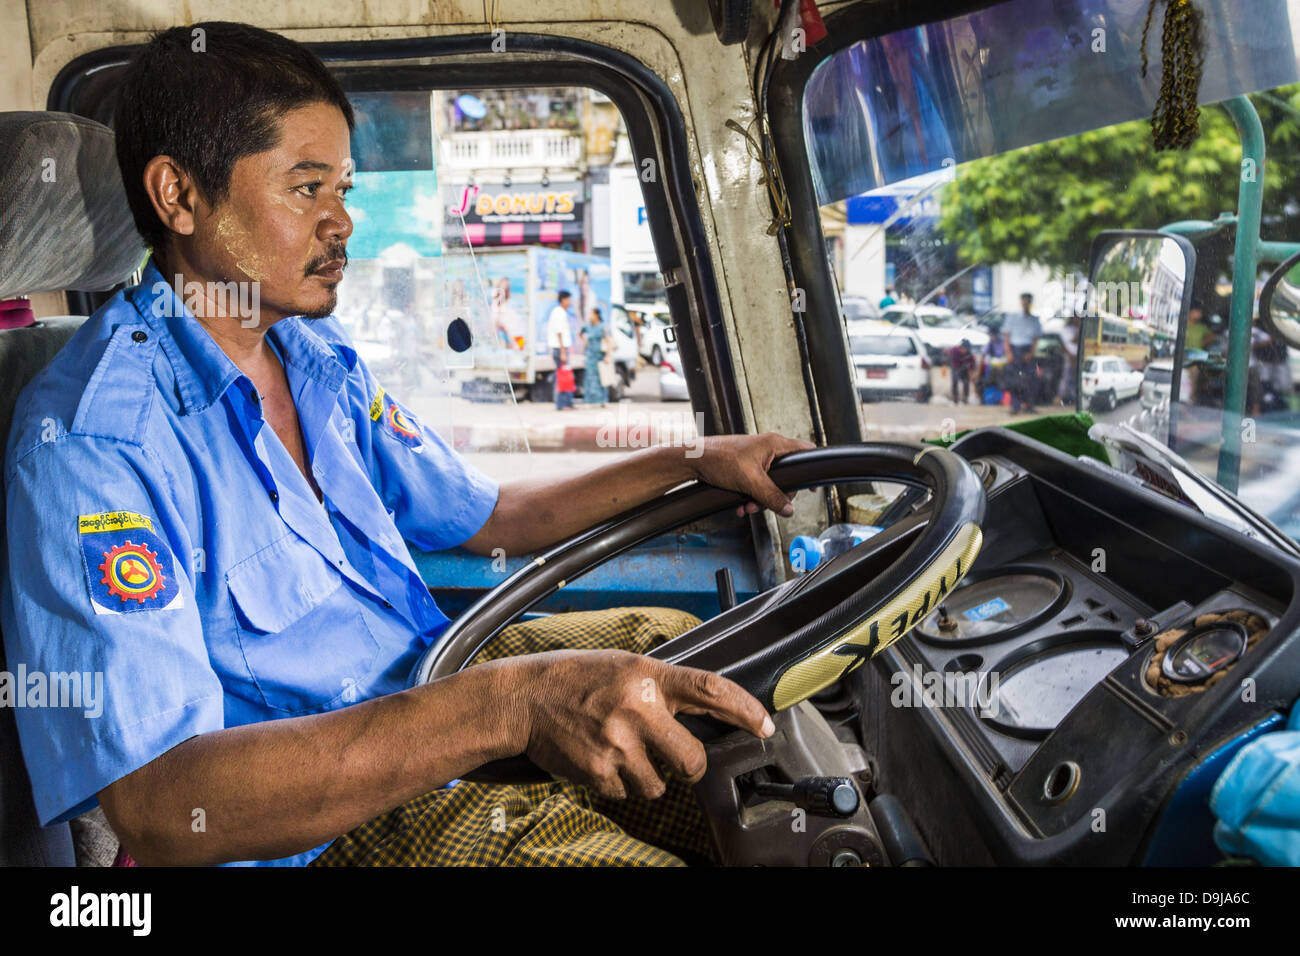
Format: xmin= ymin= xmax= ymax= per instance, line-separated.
xmin=980 ymin=331 xmax=1004 ymax=398
xmin=1059 ymin=311 xmax=1081 ymax=405
xmin=1183 ymin=300 xmax=1210 ymax=351
xmin=547 ymin=289 xmax=574 ymax=409
xmin=1003 ymin=292 xmax=1042 ymax=414
xmin=949 ymin=338 xmax=976 ymax=405
xmin=581 ymin=307 xmax=609 ymax=407
xmin=879 ymin=285 xmax=897 ymax=309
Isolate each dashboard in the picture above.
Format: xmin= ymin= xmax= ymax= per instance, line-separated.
xmin=849 ymin=428 xmax=1300 ymax=865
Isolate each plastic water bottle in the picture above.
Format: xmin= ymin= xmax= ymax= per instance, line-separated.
xmin=789 ymin=523 xmax=883 ymax=573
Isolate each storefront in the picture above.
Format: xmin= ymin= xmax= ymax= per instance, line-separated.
xmin=445 ymin=180 xmax=586 ymax=248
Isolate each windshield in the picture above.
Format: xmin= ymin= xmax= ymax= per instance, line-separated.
xmin=852 ymin=335 xmax=916 ymax=356
xmin=804 ymin=0 xmax=1300 ymax=544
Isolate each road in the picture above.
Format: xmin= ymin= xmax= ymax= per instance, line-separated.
xmin=426 ymin=362 xmax=1059 ymax=483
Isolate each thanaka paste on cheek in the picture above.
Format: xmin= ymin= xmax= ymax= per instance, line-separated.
xmin=213 ymin=210 xmax=270 ymax=283
xmin=267 ymin=191 xmax=305 ymax=215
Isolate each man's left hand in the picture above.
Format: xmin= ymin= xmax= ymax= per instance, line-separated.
xmin=689 ymin=433 xmax=816 ymax=518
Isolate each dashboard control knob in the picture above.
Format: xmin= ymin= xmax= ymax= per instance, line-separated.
xmin=755 ymin=776 xmax=861 ymax=817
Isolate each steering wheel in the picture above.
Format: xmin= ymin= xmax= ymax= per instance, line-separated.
xmin=410 ymin=443 xmax=987 ymax=782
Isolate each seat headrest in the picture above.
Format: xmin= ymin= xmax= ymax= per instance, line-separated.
xmin=0 ymin=111 xmax=147 ymax=299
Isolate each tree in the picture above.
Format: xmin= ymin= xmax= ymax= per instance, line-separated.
xmin=937 ymin=85 xmax=1300 ymax=276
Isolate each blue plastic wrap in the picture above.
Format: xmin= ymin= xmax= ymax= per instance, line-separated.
xmin=1211 ymin=703 xmax=1300 ymax=865
xmin=803 ymin=0 xmax=1300 ymax=204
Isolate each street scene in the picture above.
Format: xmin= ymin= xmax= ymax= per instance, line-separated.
xmin=323 ymin=84 xmax=1191 ymax=486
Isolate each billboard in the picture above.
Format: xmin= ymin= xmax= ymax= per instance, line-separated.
xmin=531 ymin=249 xmax=613 ymax=356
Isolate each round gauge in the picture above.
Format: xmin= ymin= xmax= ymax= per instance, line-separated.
xmin=916 ymin=568 xmax=1067 ymax=645
xmin=1161 ymin=622 xmax=1247 ymax=684
xmin=980 ymin=636 xmax=1130 ymax=739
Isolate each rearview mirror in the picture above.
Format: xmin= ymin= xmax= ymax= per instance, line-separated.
xmin=1259 ymin=250 xmax=1300 ymax=349
xmin=1079 ymin=230 xmax=1197 ymax=446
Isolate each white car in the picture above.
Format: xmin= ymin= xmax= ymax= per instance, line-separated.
xmin=1082 ymin=355 xmax=1144 ymax=411
xmin=1139 ymin=358 xmax=1174 ymax=410
xmin=882 ymin=304 xmax=989 ymax=364
xmin=848 ymin=320 xmax=932 ymax=402
xmin=658 ymin=340 xmax=689 ymax=401
xmin=608 ymin=307 xmax=639 ymax=376
xmin=839 ymin=295 xmax=880 ymax=321
xmin=637 ymin=313 xmax=675 ymax=365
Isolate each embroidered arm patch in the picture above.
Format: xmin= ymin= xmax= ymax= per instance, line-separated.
xmin=369 ymin=386 xmax=425 ymax=451
xmin=78 ymin=511 xmax=185 ymax=614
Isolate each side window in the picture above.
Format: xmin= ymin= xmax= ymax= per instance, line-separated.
xmin=333 ymin=86 xmax=696 ymax=483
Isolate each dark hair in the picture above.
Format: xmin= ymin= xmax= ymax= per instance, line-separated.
xmin=114 ymin=21 xmax=356 ymax=252
xmin=557 ymin=289 xmax=572 ymax=300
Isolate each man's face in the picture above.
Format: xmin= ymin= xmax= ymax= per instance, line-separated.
xmin=184 ymin=101 xmax=353 ymax=324
xmin=559 ymin=295 xmax=571 ymax=309
xmin=1021 ymin=296 xmax=1033 ymax=312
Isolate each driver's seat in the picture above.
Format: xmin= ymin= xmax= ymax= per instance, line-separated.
xmin=0 ymin=110 xmax=146 ymax=865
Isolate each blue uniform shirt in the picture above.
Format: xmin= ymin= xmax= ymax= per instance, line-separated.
xmin=1004 ymin=310 xmax=1042 ymax=348
xmin=0 ymin=257 xmax=499 ymax=865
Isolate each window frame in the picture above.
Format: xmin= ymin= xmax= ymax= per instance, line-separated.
xmin=47 ymin=30 xmax=744 ymax=435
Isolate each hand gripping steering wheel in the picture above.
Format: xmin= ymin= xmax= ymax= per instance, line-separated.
xmin=409 ymin=443 xmax=987 ymax=782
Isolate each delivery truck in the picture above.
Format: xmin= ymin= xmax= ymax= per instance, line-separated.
xmin=462 ymin=246 xmax=638 ymax=402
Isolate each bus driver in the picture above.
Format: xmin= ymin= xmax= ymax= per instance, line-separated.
xmin=1 ymin=22 xmax=811 ymax=867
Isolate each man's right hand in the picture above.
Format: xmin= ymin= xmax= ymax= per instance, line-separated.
xmin=498 ymin=650 xmax=774 ymax=800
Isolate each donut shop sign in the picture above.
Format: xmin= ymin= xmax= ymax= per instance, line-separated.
xmin=448 ymin=182 xmax=585 ymax=244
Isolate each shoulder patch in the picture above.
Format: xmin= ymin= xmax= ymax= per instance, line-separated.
xmin=78 ymin=511 xmax=185 ymax=614
xmin=370 ymin=388 xmax=424 ymax=451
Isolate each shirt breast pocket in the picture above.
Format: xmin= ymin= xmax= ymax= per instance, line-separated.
xmin=226 ymin=534 xmax=380 ymax=715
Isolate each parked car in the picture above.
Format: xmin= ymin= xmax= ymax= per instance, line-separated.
xmin=882 ymin=304 xmax=989 ymax=364
xmin=658 ymin=340 xmax=689 ymax=401
xmin=840 ymin=295 xmax=880 ymax=321
xmin=607 ymin=306 xmax=640 ymax=388
xmin=1140 ymin=358 xmax=1174 ymax=410
xmin=1081 ymin=354 xmax=1144 ymax=411
xmin=847 ymin=320 xmax=931 ymax=403
xmin=637 ymin=312 xmax=675 ymax=366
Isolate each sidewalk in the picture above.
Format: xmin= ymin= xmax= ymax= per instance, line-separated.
xmin=407 ymin=367 xmax=704 ymax=453
xmin=404 ymin=365 xmax=1051 ymax=453
xmin=431 ymin=401 xmax=703 ymax=453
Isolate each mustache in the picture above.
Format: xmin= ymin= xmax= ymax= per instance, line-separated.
xmin=306 ymin=246 xmax=348 ymax=275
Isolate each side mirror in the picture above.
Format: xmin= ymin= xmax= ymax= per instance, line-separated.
xmin=1259 ymin=250 xmax=1300 ymax=349
xmin=1081 ymin=230 xmax=1197 ymax=445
